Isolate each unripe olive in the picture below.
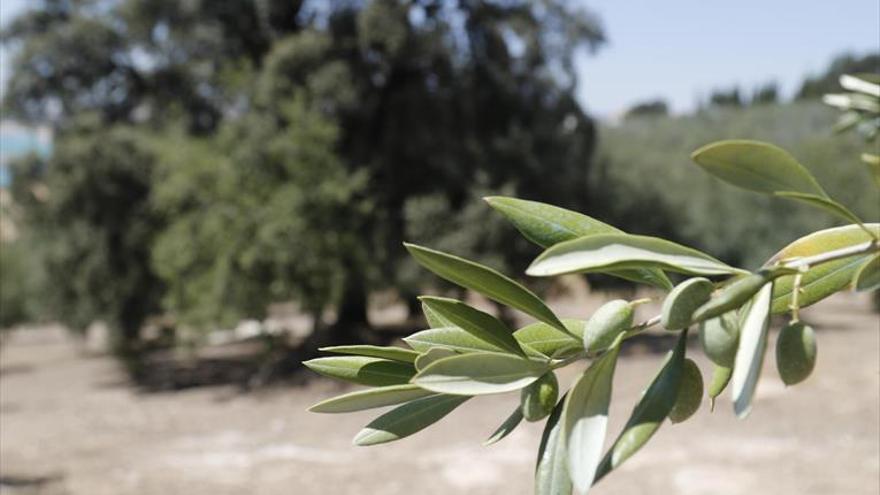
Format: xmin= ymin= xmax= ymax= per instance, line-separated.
xmin=775 ymin=322 xmax=817 ymax=386
xmin=520 ymin=372 xmax=559 ymax=421
xmin=669 ymin=358 xmax=703 ymax=424
xmin=661 ymin=277 xmax=714 ymax=330
xmin=583 ymin=299 xmax=634 ymax=353
xmin=699 ymin=312 xmax=739 ymax=367
xmin=692 ymin=272 xmax=771 ymax=323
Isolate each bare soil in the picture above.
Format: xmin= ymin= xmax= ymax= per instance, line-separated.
xmin=1 ymin=293 xmax=878 ymax=495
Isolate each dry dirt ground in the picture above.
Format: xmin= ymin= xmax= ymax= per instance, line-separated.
xmin=1 ymin=293 xmax=878 ymax=495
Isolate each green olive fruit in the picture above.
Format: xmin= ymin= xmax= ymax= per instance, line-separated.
xmin=692 ymin=272 xmax=771 ymax=322
xmin=520 ymin=372 xmax=559 ymax=421
xmin=583 ymin=299 xmax=633 ymax=353
xmin=669 ymin=358 xmax=703 ymax=424
xmin=699 ymin=312 xmax=739 ymax=367
xmin=661 ymin=277 xmax=714 ymax=330
xmin=775 ymin=322 xmax=817 ymax=386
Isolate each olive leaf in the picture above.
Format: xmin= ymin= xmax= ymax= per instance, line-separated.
xmin=691 ymin=140 xmax=826 ymax=196
xmin=309 ymin=385 xmax=436 ymax=414
xmin=513 ymin=319 xmax=585 ymax=358
xmin=535 ymin=395 xmax=572 ymax=495
xmin=484 ymin=408 xmax=524 ymax=446
xmin=731 ymin=283 xmax=773 ymax=418
xmin=419 ymin=297 xmax=526 ymax=357
xmin=765 ymin=223 xmax=879 ymax=314
xmin=319 ymin=345 xmax=419 ymax=364
xmin=594 ymin=330 xmax=687 ymax=483
xmin=303 ymin=356 xmax=416 ymax=386
xmin=527 ymin=233 xmax=742 ymax=278
xmin=693 ymin=272 xmax=774 ymax=322
xmin=422 ymin=301 xmax=455 ymax=328
xmin=484 ymin=196 xmax=673 ymax=290
xmin=415 ymin=347 xmax=458 ymax=371
xmin=405 ymin=243 xmax=567 ymax=333
xmin=353 ymin=394 xmax=470 ymax=446
xmin=404 ymin=326 xmax=504 ymax=354
xmin=562 ymin=339 xmax=622 ymax=494
xmin=413 ymin=352 xmax=549 ymax=395
xmin=852 ymin=254 xmax=880 ymax=292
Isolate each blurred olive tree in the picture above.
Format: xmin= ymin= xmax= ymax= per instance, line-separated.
xmin=2 ymin=0 xmax=606 ymax=353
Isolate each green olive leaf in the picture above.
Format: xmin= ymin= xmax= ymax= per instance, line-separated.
xmin=319 ymin=345 xmax=419 ymax=364
xmin=484 ymin=196 xmax=673 ymax=290
xmin=422 ymin=301 xmax=455 ymax=328
xmin=562 ymin=339 xmax=622 ymax=494
xmin=412 ymin=352 xmax=549 ymax=395
xmin=484 ymin=408 xmax=524 ymax=446
xmin=405 ymin=243 xmax=567 ymax=333
xmin=527 ymin=233 xmax=743 ymax=278
xmin=535 ymin=394 xmax=572 ymax=495
xmin=693 ymin=272 xmax=774 ymax=323
xmin=309 ymin=385 xmax=436 ymax=414
xmin=691 ymin=140 xmax=826 ymax=196
xmin=418 ymin=297 xmax=526 ymax=357
xmin=353 ymin=394 xmax=470 ymax=446
xmin=594 ymin=330 xmax=687 ymax=483
xmin=414 ymin=347 xmax=459 ymax=371
xmin=513 ymin=319 xmax=585 ymax=358
xmin=404 ymin=326 xmax=504 ymax=354
xmin=765 ymin=224 xmax=880 ymax=314
xmin=303 ymin=356 xmax=415 ymax=387
xmin=853 ymin=254 xmax=880 ymax=292
xmin=731 ymin=283 xmax=773 ymax=419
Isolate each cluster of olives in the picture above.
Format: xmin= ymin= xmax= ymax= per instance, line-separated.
xmin=520 ymin=274 xmax=818 ymax=425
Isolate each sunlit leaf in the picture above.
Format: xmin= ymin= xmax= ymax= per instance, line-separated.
xmin=513 ymin=319 xmax=584 ymax=358
xmin=527 ymin=233 xmax=741 ymax=277
xmin=309 ymin=385 xmax=436 ymax=414
xmin=484 ymin=408 xmax=524 ymax=446
xmin=731 ymin=283 xmax=773 ymax=418
xmin=303 ymin=356 xmax=415 ymax=386
xmin=319 ymin=345 xmax=419 ymax=363
xmin=353 ymin=395 xmax=470 ymax=446
xmin=594 ymin=330 xmax=687 ymax=482
xmin=535 ymin=395 xmax=571 ymax=495
xmin=413 ymin=352 xmax=549 ymax=395
xmin=419 ymin=297 xmax=525 ymax=357
xmin=765 ymin=224 xmax=879 ymax=314
xmin=691 ymin=140 xmax=826 ymax=196
xmin=415 ymin=347 xmax=458 ymax=371
xmin=563 ymin=341 xmax=621 ymax=494
xmin=404 ymin=326 xmax=504 ymax=354
xmin=484 ymin=196 xmax=673 ymax=290
xmin=422 ymin=301 xmax=454 ymax=328
xmin=405 ymin=243 xmax=567 ymax=332
xmin=853 ymin=254 xmax=880 ymax=292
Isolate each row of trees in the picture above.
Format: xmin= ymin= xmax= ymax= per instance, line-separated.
xmin=1 ymin=1 xmax=606 ymax=356
xmin=623 ymin=52 xmax=878 ymax=119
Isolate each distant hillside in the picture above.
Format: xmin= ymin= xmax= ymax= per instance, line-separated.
xmin=592 ymin=101 xmax=879 ymax=270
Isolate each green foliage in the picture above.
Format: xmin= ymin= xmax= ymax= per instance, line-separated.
xmin=11 ymin=125 xmax=163 ymax=345
xmin=0 ymin=239 xmax=42 ymax=328
xmin=151 ymin=98 xmax=364 ymax=330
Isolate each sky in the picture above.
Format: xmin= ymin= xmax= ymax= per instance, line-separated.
xmin=0 ymin=0 xmax=877 ymax=119
xmin=577 ymin=0 xmax=880 ymax=118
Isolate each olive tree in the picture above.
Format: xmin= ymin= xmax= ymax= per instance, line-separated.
xmin=304 ymin=74 xmax=880 ymax=494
